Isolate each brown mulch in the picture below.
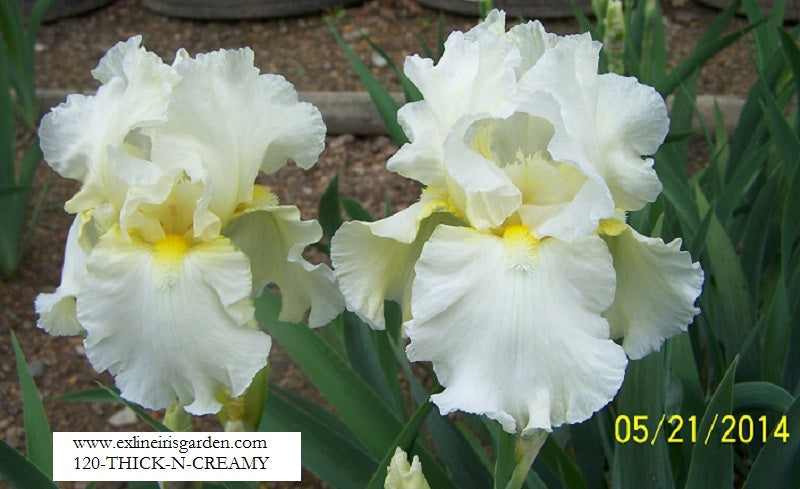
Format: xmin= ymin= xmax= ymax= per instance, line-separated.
xmin=1 ymin=0 xmax=765 ymax=488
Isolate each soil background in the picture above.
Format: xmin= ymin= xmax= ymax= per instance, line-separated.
xmin=0 ymin=0 xmax=770 ymax=488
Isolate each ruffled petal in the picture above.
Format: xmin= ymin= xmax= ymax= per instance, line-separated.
xmin=405 ymin=225 xmax=626 ymax=434
xmin=39 ymin=35 xmax=177 ymax=193
xmin=77 ymin=227 xmax=270 ymax=414
xmin=594 ymin=73 xmax=668 ymax=210
xmin=35 ymin=214 xmax=91 ymax=336
xmin=151 ymin=48 xmax=325 ymax=223
xmin=506 ymin=19 xmax=560 ymax=77
xmin=389 ymin=22 xmax=519 ymax=189
xmin=602 ymin=226 xmax=703 ymax=359
xmin=331 ymin=198 xmax=463 ymax=330
xmin=517 ymin=35 xmax=668 ymax=212
xmin=441 ymin=116 xmax=521 ymax=231
xmin=384 ymin=447 xmax=431 ymax=489
xmin=224 ymin=203 xmax=343 ymax=328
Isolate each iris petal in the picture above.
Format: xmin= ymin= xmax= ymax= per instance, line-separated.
xmin=406 ymin=225 xmax=626 ymax=433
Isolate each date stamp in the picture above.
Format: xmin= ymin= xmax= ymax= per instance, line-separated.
xmin=614 ymin=414 xmax=790 ymax=445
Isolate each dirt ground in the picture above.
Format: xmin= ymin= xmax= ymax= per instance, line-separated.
xmin=0 ymin=0 xmax=767 ymax=487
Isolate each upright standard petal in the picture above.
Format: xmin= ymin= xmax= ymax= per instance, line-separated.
xmin=602 ymin=225 xmax=703 ymax=359
xmin=151 ymin=48 xmax=325 ymax=223
xmin=77 ymin=227 xmax=270 ymax=414
xmin=406 ymin=225 xmax=627 ymax=434
xmin=39 ymin=36 xmax=178 ymax=194
xmin=388 ymin=23 xmax=519 ymax=190
xmin=517 ymin=34 xmax=668 ymax=212
xmin=224 ymin=200 xmax=343 ymax=328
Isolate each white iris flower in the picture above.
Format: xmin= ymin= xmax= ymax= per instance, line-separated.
xmin=36 ymin=36 xmax=344 ymax=414
xmin=384 ymin=447 xmax=431 ymax=489
xmin=332 ymin=11 xmax=703 ymax=434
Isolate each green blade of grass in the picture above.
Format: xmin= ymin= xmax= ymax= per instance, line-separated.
xmin=261 ymin=386 xmax=376 ymax=489
xmin=55 ymin=386 xmax=121 ymax=403
xmin=612 ymin=351 xmax=673 ymax=489
xmin=364 ymin=397 xmax=435 ymax=489
xmin=742 ymin=395 xmax=800 ymax=489
xmin=657 ymin=22 xmax=761 ymax=96
xmin=342 ymin=196 xmax=374 ymax=222
xmin=732 ymin=381 xmax=794 ymax=413
xmin=318 ymin=173 xmax=343 ymax=245
xmin=256 ymin=291 xmax=400 ymax=456
xmin=10 ymin=331 xmax=52 ymax=479
xmin=326 ymin=19 xmax=408 ymax=146
xmin=342 ymin=311 xmax=404 ymax=416
xmin=695 ymin=189 xmax=756 ymax=369
xmin=0 ymin=439 xmax=58 ymax=489
xmin=684 ymin=357 xmax=738 ymax=489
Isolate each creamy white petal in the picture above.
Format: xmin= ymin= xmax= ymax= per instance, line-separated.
xmin=150 ymin=48 xmax=325 ymax=222
xmin=35 ymin=214 xmax=91 ymax=336
xmin=224 ymin=204 xmax=343 ymax=328
xmin=118 ymin=165 xmax=220 ymax=244
xmin=447 ymin=106 xmax=613 ymax=238
xmin=331 ymin=199 xmax=462 ymax=329
xmin=389 ymin=26 xmax=519 ymax=189
xmin=506 ymin=19 xmax=560 ymax=77
xmin=441 ymin=116 xmax=521 ymax=231
xmin=602 ymin=226 xmax=703 ymax=359
xmin=384 ymin=447 xmax=431 ymax=489
xmin=405 ymin=225 xmax=626 ymax=434
xmin=594 ymin=73 xmax=668 ymax=210
xmin=39 ymin=36 xmax=177 ymax=192
xmin=77 ymin=228 xmax=270 ymax=414
xmin=518 ymin=34 xmax=668 ymax=212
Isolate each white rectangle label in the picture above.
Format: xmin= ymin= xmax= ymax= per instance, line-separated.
xmin=53 ymin=432 xmax=301 ymax=481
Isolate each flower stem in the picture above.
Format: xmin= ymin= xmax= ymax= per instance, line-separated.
xmin=504 ymin=430 xmax=548 ymax=489
xmin=160 ymin=404 xmax=201 ymax=489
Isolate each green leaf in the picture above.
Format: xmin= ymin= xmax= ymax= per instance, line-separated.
xmin=342 ymin=196 xmax=374 ymax=222
xmin=759 ymin=95 xmax=800 ymax=177
xmin=362 ymin=33 xmax=422 ymax=103
xmin=0 ymin=438 xmax=58 ymax=489
xmin=656 ymin=3 xmax=760 ymax=96
xmin=612 ymin=351 xmax=673 ymax=489
xmin=55 ymin=386 xmax=121 ymax=404
xmin=732 ymin=382 xmax=794 ymax=413
xmin=739 ymin=175 xmax=778 ymax=298
xmin=743 ymin=395 xmax=800 ymax=489
xmin=219 ymin=482 xmax=256 ymax=489
xmin=392 ymin=334 xmax=493 ymax=489
xmin=695 ymin=189 xmax=756 ymax=368
xmin=327 ymin=19 xmax=408 ymax=146
xmin=10 ymin=331 xmax=52 ymax=479
xmin=493 ymin=429 xmax=516 ymax=489
xmin=685 ymin=356 xmax=738 ymax=489
xmin=260 ymin=386 xmax=375 ymax=489
xmin=255 ymin=291 xmax=401 ymax=457
xmin=761 ymin=280 xmax=790 ymax=385
xmin=318 ymin=173 xmax=343 ymax=244
xmin=537 ymin=435 xmax=587 ymax=489
xmin=342 ymin=311 xmax=404 ymax=416
xmin=365 ymin=398 xmax=435 ymax=489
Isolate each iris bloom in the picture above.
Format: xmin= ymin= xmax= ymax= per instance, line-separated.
xmin=36 ymin=37 xmax=343 ymax=414
xmin=332 ymin=11 xmax=703 ymax=434
xmin=384 ymin=448 xmax=431 ymax=489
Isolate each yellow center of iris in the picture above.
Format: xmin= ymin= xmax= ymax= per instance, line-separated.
xmin=597 ymin=217 xmax=627 ymax=236
xmin=153 ymin=233 xmax=190 ymax=264
xmin=503 ymin=224 xmax=539 ymax=272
